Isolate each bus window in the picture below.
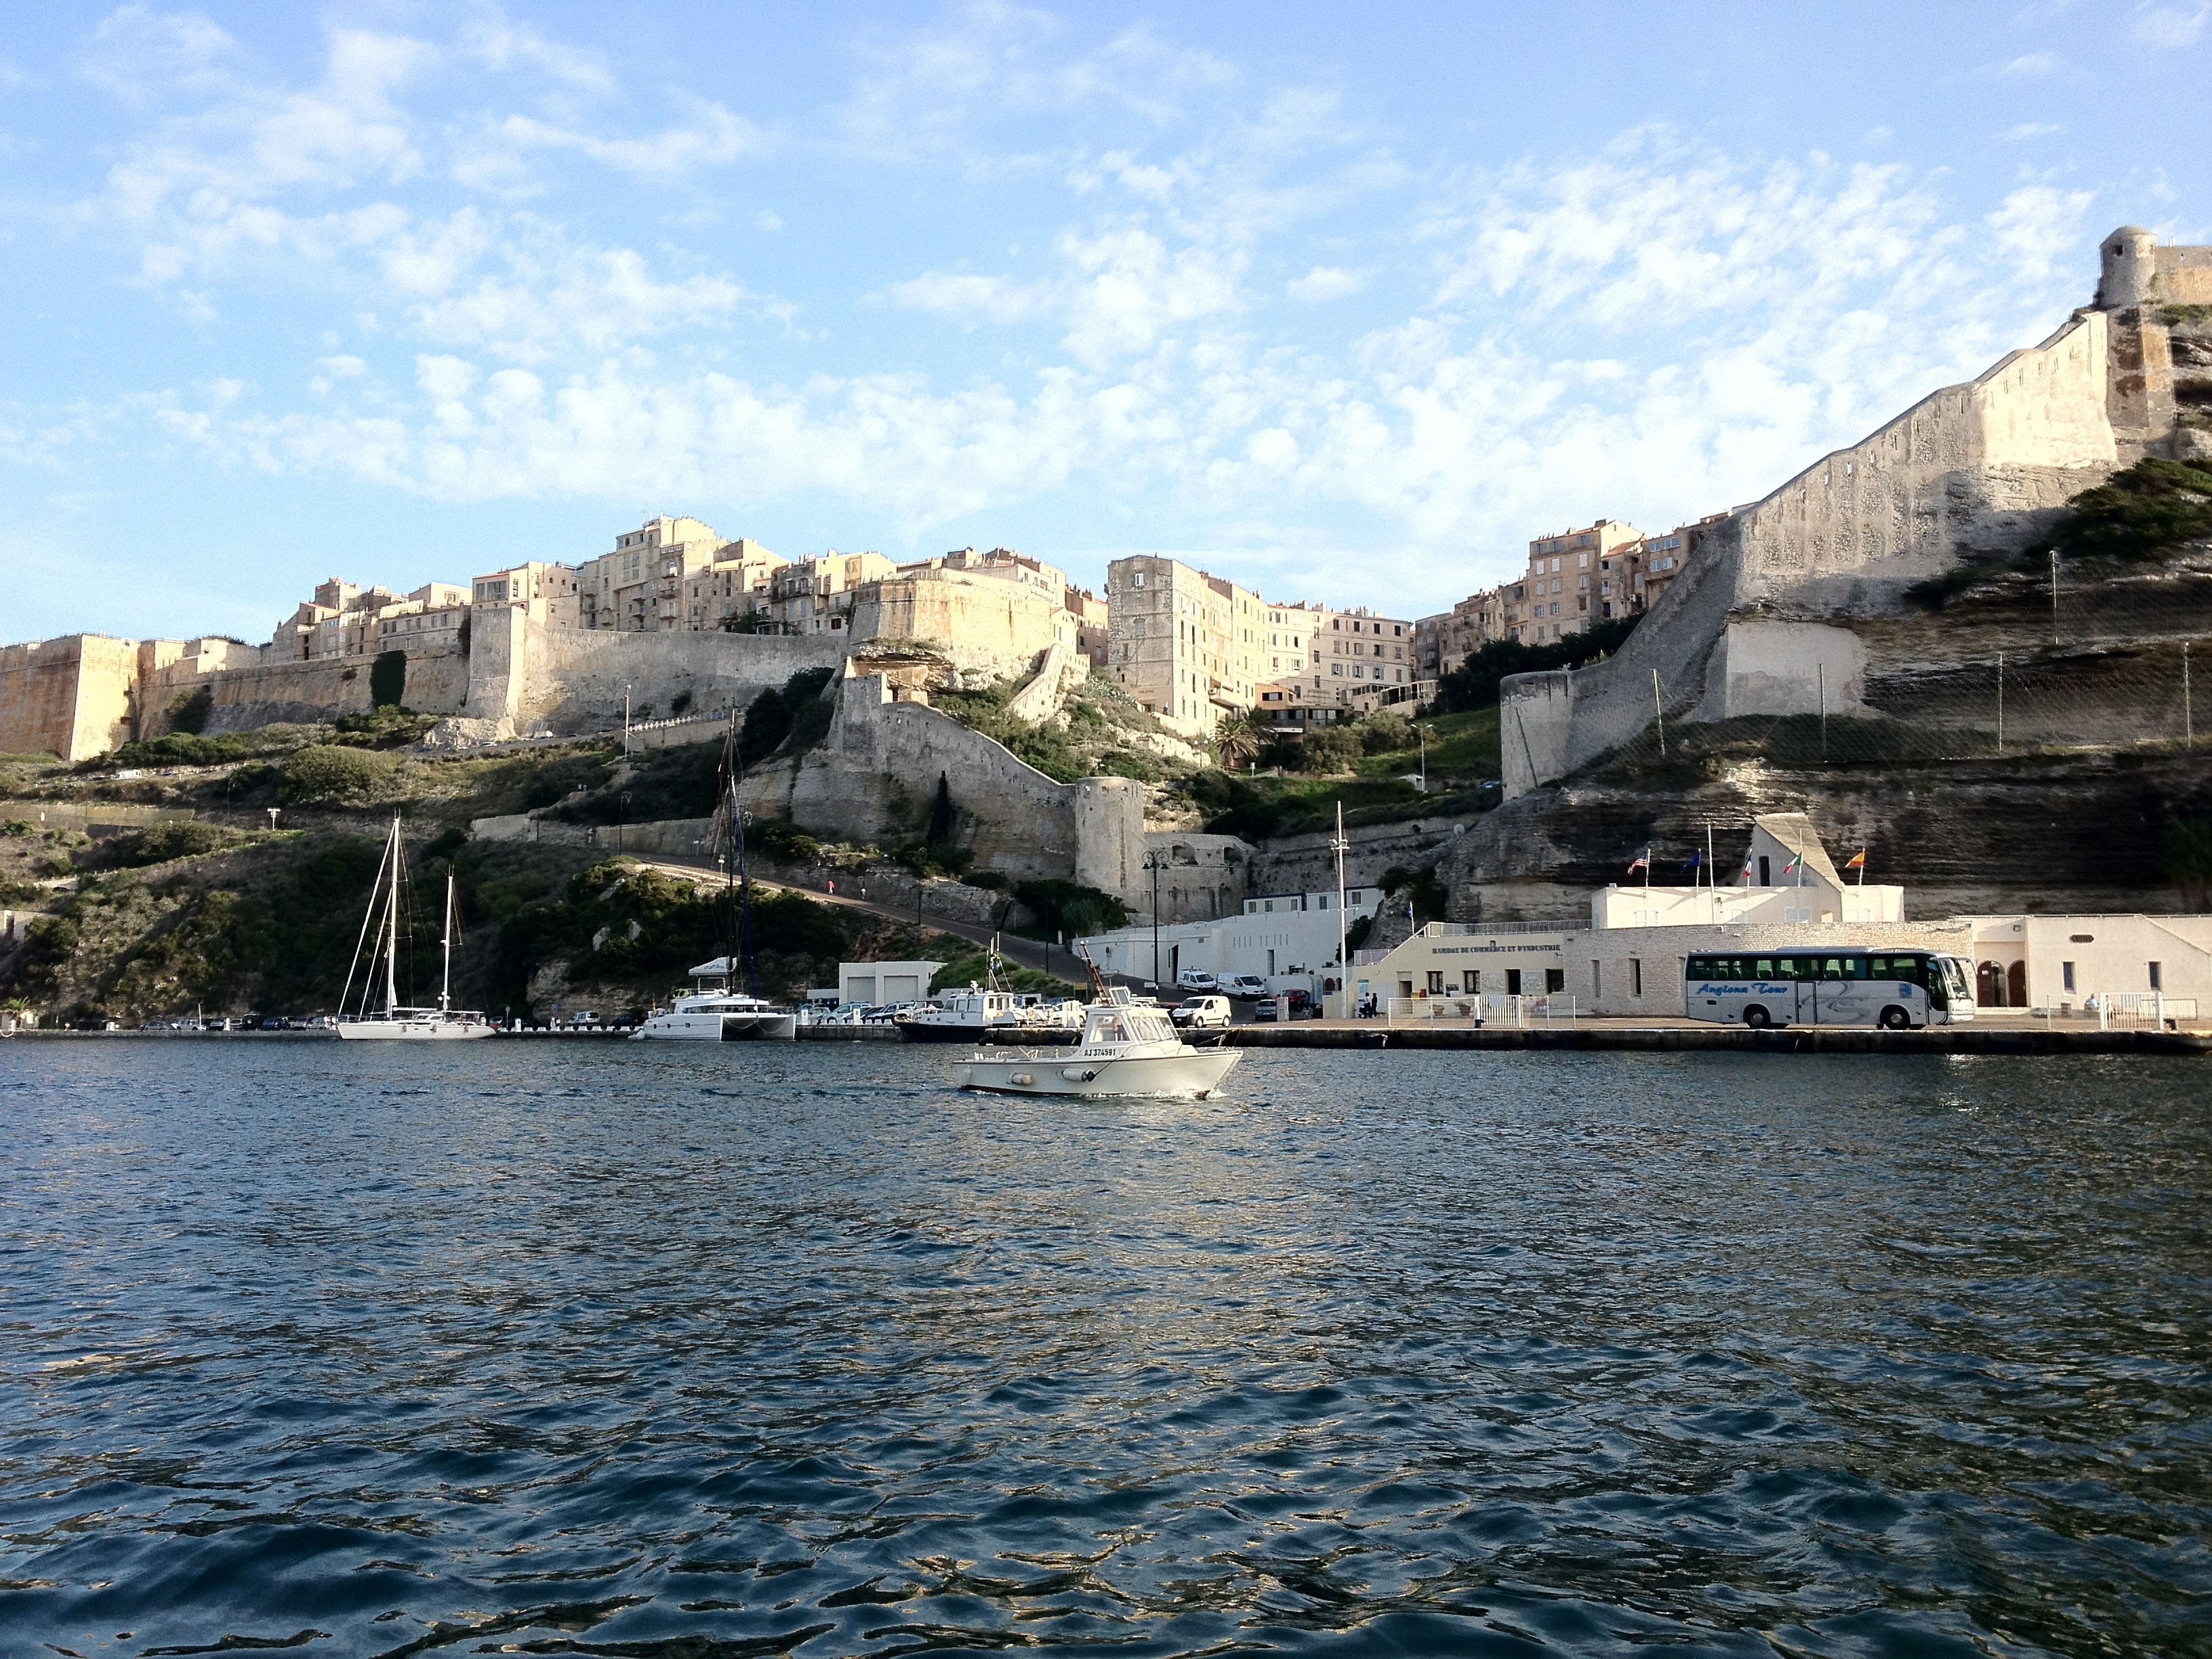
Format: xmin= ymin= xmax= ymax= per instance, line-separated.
xmin=1687 ymin=956 xmax=1713 ymax=979
xmin=1820 ymin=958 xmax=1845 ymax=980
xmin=1754 ymin=958 xmax=1775 ymax=977
xmin=1840 ymin=957 xmax=1869 ymax=979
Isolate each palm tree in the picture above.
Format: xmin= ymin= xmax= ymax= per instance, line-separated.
xmin=1213 ymin=712 xmax=1264 ymax=771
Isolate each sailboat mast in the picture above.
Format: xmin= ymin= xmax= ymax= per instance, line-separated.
xmin=440 ymin=872 xmax=454 ymax=1014
xmin=732 ymin=780 xmax=758 ymax=997
xmin=384 ymin=817 xmax=402 ymax=1014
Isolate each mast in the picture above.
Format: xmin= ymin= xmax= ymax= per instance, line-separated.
xmin=1332 ymin=800 xmax=1349 ymax=1019
xmin=732 ymin=779 xmax=758 ymax=998
xmin=439 ymin=872 xmax=455 ymax=1014
xmin=383 ymin=817 xmax=401 ymax=1015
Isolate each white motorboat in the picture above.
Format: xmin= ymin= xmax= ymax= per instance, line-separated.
xmin=337 ymin=820 xmax=495 ymax=1042
xmin=632 ymin=958 xmax=797 ymax=1041
xmin=896 ymin=985 xmax=1083 ymax=1045
xmin=951 ymin=987 xmax=1241 ymax=1098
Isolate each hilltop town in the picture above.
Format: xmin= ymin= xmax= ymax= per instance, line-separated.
xmin=2 ymin=226 xmax=2209 ymax=1026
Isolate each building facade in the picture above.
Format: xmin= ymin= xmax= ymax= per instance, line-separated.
xmin=577 ymin=516 xmax=726 ymax=631
xmin=1103 ymin=556 xmax=1267 ymax=737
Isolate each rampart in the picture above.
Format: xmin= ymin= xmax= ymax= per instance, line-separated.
xmin=736 ymin=672 xmax=1151 ymax=901
xmin=1501 ymin=291 xmax=2125 ymax=796
xmin=466 ymin=611 xmax=849 ymax=737
xmin=0 ymin=636 xmax=139 ymax=761
xmin=846 ymin=569 xmax=1063 ymax=678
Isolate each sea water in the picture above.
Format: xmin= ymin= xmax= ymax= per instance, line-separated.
xmin=2 ymin=1042 xmax=2206 ymax=1656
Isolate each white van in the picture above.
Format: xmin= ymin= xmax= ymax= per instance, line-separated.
xmin=1175 ymin=969 xmax=1218 ymax=991
xmin=1222 ymin=974 xmax=1267 ymax=998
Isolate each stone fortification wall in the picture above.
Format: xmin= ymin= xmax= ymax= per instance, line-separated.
xmin=733 ymin=674 xmax=1153 ymax=904
xmin=0 ymin=636 xmax=138 ymax=761
xmin=179 ymin=648 xmax=470 ymax=735
xmin=847 ymin=570 xmax=1061 ymax=678
xmin=1502 ymin=307 xmax=2121 ymax=796
xmin=1136 ymin=832 xmax=1252 ymax=925
xmin=743 ymin=674 xmax=1078 ymax=880
xmin=469 ymin=613 xmax=848 ymax=737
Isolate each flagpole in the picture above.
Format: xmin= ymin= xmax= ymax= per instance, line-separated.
xmin=1644 ymin=846 xmax=1650 ymax=891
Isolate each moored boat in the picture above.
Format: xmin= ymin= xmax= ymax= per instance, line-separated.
xmin=632 ymin=958 xmax=797 ymax=1041
xmin=336 ymin=819 xmax=495 ymax=1042
xmin=951 ymin=987 xmax=1241 ymax=1097
xmin=895 ymin=986 xmax=1083 ymax=1045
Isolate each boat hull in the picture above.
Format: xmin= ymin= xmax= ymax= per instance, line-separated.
xmin=336 ymin=1019 xmax=495 ymax=1040
xmin=952 ymin=1046 xmax=1241 ymax=1098
xmin=897 ymin=1020 xmax=1078 ymax=1046
xmin=630 ymin=1011 xmax=797 ymax=1041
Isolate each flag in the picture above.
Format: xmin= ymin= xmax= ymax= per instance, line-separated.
xmin=1740 ymin=860 xmax=1754 ymax=883
xmin=1782 ymin=855 xmax=1800 ymax=876
xmin=1845 ymin=849 xmax=1866 ymax=870
xmin=1626 ymin=849 xmax=1650 ymax=874
xmin=1679 ymin=850 xmax=1701 ymax=873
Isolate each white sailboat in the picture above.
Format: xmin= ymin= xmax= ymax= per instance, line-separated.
xmin=336 ymin=818 xmax=496 ymax=1041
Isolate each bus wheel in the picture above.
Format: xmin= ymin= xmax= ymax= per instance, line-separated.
xmin=1880 ymin=1006 xmax=1911 ymax=1031
xmin=1743 ymin=1006 xmax=1770 ymax=1029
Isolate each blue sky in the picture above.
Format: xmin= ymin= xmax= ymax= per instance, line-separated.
xmin=3 ymin=1 xmax=2208 ymax=646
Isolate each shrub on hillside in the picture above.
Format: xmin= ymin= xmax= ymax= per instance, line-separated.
xmin=369 ymin=651 xmax=407 ymax=709
xmin=1012 ymin=878 xmax=1127 ymax=939
xmin=111 ymin=821 xmax=240 ymax=867
xmin=167 ymin=686 xmax=214 ymax=735
xmin=278 ymin=745 xmax=396 ymax=806
xmin=1433 ymin=615 xmax=1641 ymax=712
xmin=2049 ymin=457 xmax=2212 ymax=564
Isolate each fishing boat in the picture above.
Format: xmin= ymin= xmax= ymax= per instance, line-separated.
xmin=630 ymin=721 xmax=796 ymax=1042
xmin=951 ymin=987 xmax=1240 ymax=1098
xmin=336 ymin=818 xmax=495 ymax=1041
xmin=631 ymin=957 xmax=796 ymax=1041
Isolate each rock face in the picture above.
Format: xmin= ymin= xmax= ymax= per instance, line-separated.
xmin=1502 ymin=230 xmax=2212 ymax=800
xmin=1435 ymin=745 xmax=2212 ymax=924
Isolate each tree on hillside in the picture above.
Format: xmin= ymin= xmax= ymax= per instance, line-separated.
xmin=1433 ymin=615 xmax=1641 ymax=714
xmin=1213 ymin=712 xmax=1265 ymax=770
xmin=369 ymin=650 xmax=407 ymax=710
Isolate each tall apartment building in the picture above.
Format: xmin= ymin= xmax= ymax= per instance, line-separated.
xmin=1103 ymin=556 xmax=1268 ymax=737
xmin=679 ymin=537 xmax=787 ymax=631
xmin=577 ymin=516 xmax=726 ymax=631
xmin=1266 ymin=601 xmax=1416 ymax=726
xmin=472 ymin=561 xmax=581 ymax=628
xmin=763 ymin=551 xmax=899 ymax=635
xmin=1495 ymin=518 xmax=1645 ymax=643
xmin=1105 ymin=557 xmax=1412 ymax=737
xmin=1063 ymin=586 xmax=1111 ymax=669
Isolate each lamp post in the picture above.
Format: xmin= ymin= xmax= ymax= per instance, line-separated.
xmin=1143 ymin=848 xmax=1166 ymax=991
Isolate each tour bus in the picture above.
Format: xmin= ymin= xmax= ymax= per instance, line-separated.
xmin=1683 ymin=949 xmax=1976 ymax=1029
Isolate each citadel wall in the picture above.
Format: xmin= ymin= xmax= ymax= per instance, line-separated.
xmin=1499 ymin=239 xmax=2168 ymax=798
xmin=0 ymin=636 xmax=138 ymax=761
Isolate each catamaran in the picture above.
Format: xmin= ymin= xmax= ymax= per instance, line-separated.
xmin=336 ymin=817 xmax=495 ymax=1041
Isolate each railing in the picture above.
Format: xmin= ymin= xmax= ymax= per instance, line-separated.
xmin=1381 ymin=993 xmax=1579 ymax=1027
xmin=1418 ymin=920 xmax=1583 ymax=937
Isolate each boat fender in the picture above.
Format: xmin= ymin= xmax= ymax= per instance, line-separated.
xmin=1061 ymin=1067 xmax=1099 ymax=1082
xmin=1009 ymin=1072 xmax=1033 ymax=1086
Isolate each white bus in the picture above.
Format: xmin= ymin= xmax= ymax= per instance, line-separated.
xmin=1683 ymin=949 xmax=1975 ymax=1030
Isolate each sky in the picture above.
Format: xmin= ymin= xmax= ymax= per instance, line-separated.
xmin=3 ymin=1 xmax=2209 ymax=647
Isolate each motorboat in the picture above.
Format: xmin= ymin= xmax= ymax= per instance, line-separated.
xmin=895 ymin=985 xmax=1084 ymax=1045
xmin=951 ymin=987 xmax=1242 ymax=1098
xmin=632 ymin=958 xmax=797 ymax=1041
xmin=337 ymin=819 xmax=495 ymax=1042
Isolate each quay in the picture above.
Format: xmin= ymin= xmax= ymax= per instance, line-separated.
xmin=1219 ymin=1021 xmax=2211 ymax=1056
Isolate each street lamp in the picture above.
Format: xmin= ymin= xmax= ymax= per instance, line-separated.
xmin=1143 ymin=848 xmax=1167 ymax=991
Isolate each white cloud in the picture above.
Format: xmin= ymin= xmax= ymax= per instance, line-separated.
xmin=1996 ymin=50 xmax=2064 ymax=78
xmin=411 ymin=246 xmax=749 ymax=363
xmin=75 ymin=5 xmax=237 ymax=105
xmin=1287 ymin=265 xmax=1364 ymax=302
xmin=2131 ymin=0 xmax=2212 ymax=45
xmin=1999 ymin=122 xmax=2062 ymax=140
xmin=461 ymin=11 xmax=618 ymax=96
xmin=1986 ymin=184 xmax=2096 ymax=281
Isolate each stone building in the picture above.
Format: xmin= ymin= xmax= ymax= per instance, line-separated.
xmin=1063 ymin=585 xmax=1111 ymax=670
xmin=677 ymin=539 xmax=787 ymax=632
xmin=762 ymin=552 xmax=899 ymax=636
xmin=1103 ymin=556 xmax=1267 ymax=737
xmin=473 ymin=561 xmax=581 ymax=630
xmin=577 ymin=516 xmax=725 ymax=631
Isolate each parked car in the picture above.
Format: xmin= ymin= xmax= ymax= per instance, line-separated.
xmin=1253 ymin=990 xmax=1317 ymax=1021
xmin=1171 ymin=995 xmax=1231 ymax=1029
xmin=1221 ymin=974 xmax=1267 ymax=999
xmin=1174 ymin=969 xmax=1218 ymax=991
xmin=259 ymin=1017 xmax=287 ymax=1031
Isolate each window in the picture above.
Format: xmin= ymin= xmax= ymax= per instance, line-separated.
xmin=1544 ymin=968 xmax=1565 ymax=994
xmin=1427 ymin=970 xmax=1445 ymax=994
xmin=1630 ymin=958 xmax=1643 ymax=997
xmin=2149 ymin=961 xmax=2163 ymax=989
xmin=1591 ymin=960 xmax=1601 ymax=996
xmin=1132 ymin=571 xmax=1145 ymax=586
xmin=1462 ymin=970 xmax=1479 ymax=994
xmin=1504 ymin=968 xmax=1523 ymax=996
xmin=2062 ymin=960 xmax=2075 ymax=992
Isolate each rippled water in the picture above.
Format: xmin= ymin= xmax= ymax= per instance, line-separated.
xmin=2 ymin=1042 xmax=2208 ymax=1658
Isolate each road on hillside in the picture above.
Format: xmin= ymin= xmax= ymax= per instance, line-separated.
xmin=628 ymin=858 xmax=1090 ymax=983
